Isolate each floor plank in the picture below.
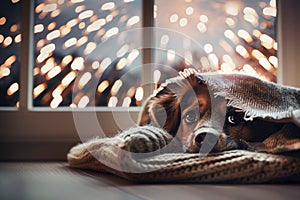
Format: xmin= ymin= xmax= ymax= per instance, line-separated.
xmin=0 ymin=162 xmax=299 ymax=200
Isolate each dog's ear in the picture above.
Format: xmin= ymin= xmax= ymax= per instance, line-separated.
xmin=137 ymin=87 xmax=181 ymax=136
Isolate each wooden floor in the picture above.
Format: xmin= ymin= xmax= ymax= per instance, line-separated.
xmin=0 ymin=162 xmax=300 ymax=200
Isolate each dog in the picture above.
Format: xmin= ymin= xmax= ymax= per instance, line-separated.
xmin=138 ymin=70 xmax=286 ymax=153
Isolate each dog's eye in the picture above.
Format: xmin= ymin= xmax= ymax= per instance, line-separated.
xmin=185 ymin=110 xmax=198 ymax=124
xmin=227 ymin=113 xmax=243 ymax=125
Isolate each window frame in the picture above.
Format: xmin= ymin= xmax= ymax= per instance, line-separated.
xmin=0 ymin=0 xmax=299 ymax=160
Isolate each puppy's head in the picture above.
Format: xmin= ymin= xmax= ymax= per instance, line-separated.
xmin=138 ymin=71 xmax=283 ymax=153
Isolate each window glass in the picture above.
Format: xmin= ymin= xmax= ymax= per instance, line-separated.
xmin=33 ymin=0 xmax=142 ymax=108
xmin=154 ymin=0 xmax=277 ymax=83
xmin=0 ymin=0 xmax=21 ymax=107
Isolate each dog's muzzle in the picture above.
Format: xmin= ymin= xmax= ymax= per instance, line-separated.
xmin=184 ymin=127 xmax=220 ymax=153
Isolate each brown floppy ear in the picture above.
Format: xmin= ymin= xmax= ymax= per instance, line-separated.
xmin=137 ymin=87 xmax=181 ymax=136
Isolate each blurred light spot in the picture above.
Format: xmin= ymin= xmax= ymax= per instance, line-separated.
xmin=270 ymin=0 xmax=276 ymax=7
xmin=222 ymin=54 xmax=235 ymax=68
xmin=224 ymin=30 xmax=238 ymax=43
xmin=199 ymin=15 xmax=208 ymax=23
xmin=84 ymin=42 xmax=96 ymax=54
xmin=263 ymin=7 xmax=276 ymax=17
xmin=236 ymin=45 xmax=249 ymax=58
xmin=124 ymin=0 xmax=135 ymax=2
xmin=122 ymin=97 xmax=131 ymax=107
xmin=251 ymin=49 xmax=264 ymax=60
xmin=41 ymin=43 xmax=55 ymax=54
xmin=3 ymin=36 xmax=13 ymax=47
xmin=225 ymin=18 xmax=235 ymax=27
xmin=221 ymin=63 xmax=233 ymax=73
xmin=117 ymin=44 xmax=129 ymax=57
xmin=170 ymin=14 xmax=178 ymax=23
xmin=197 ymin=22 xmax=207 ymax=33
xmin=200 ymin=56 xmax=210 ymax=70
xmin=87 ymin=18 xmax=106 ymax=32
xmin=0 ymin=35 xmax=4 ymax=43
xmin=35 ymin=3 xmax=45 ymax=13
xmin=167 ymin=49 xmax=176 ymax=62
xmin=108 ymin=96 xmax=118 ymax=107
xmin=153 ymin=69 xmax=161 ymax=83
xmin=160 ymin=35 xmax=169 ymax=45
xmin=243 ymin=64 xmax=257 ymax=76
xmin=101 ymin=2 xmax=115 ymax=10
xmin=75 ymin=5 xmax=85 ymax=13
xmin=71 ymin=0 xmax=84 ymax=3
xmin=237 ymin=29 xmax=253 ymax=43
xmin=135 ymin=87 xmax=144 ymax=101
xmin=43 ymin=3 xmax=57 ymax=12
xmin=71 ymin=57 xmax=84 ymax=70
xmin=51 ymin=9 xmax=61 ymax=18
xmin=243 ymin=7 xmax=258 ymax=26
xmin=0 ymin=67 xmax=10 ymax=78
xmin=226 ymin=5 xmax=239 ymax=16
xmin=99 ymin=57 xmax=112 ymax=72
xmin=62 ymin=71 xmax=76 ymax=86
xmin=34 ymin=83 xmax=47 ymax=98
xmin=64 ymin=37 xmax=78 ymax=48
xmin=47 ymin=30 xmax=60 ymax=40
xmin=97 ymin=80 xmax=109 ymax=93
xmin=127 ymin=16 xmax=140 ymax=27
xmin=111 ymin=80 xmax=123 ymax=95
xmin=252 ymin=29 xmax=261 ymax=38
xmin=61 ymin=55 xmax=73 ymax=67
xmin=7 ymin=83 xmax=19 ymax=96
xmin=78 ymin=96 xmax=90 ymax=108
xmin=50 ymin=95 xmax=63 ymax=108
xmin=10 ymin=24 xmax=18 ymax=32
xmin=14 ymin=34 xmax=21 ymax=43
xmin=269 ymin=56 xmax=278 ymax=68
xmin=92 ymin=61 xmax=100 ymax=69
xmin=52 ymin=86 xmax=64 ymax=98
xmin=11 ymin=0 xmax=20 ymax=3
xmin=127 ymin=49 xmax=139 ymax=64
xmin=67 ymin=18 xmax=78 ymax=28
xmin=186 ymin=7 xmax=194 ymax=15
xmin=47 ymin=66 xmax=61 ymax=79
xmin=48 ymin=22 xmax=56 ymax=30
xmin=259 ymin=57 xmax=272 ymax=71
xmin=79 ymin=10 xmax=93 ymax=20
xmin=33 ymin=67 xmax=40 ymax=76
xmin=104 ymin=27 xmax=119 ymax=40
xmin=78 ymin=72 xmax=92 ymax=89
xmin=5 ymin=55 xmax=17 ymax=66
xmin=273 ymin=42 xmax=278 ymax=50
xmin=208 ymin=53 xmax=219 ymax=68
xmin=204 ymin=43 xmax=213 ymax=54
xmin=260 ymin=34 xmax=273 ymax=49
xmin=77 ymin=36 xmax=88 ymax=46
xmin=116 ymin=58 xmax=127 ymax=70
xmin=106 ymin=14 xmax=114 ymax=22
xmin=127 ymin=87 xmax=136 ymax=97
xmin=78 ymin=22 xmax=86 ymax=29
xmin=179 ymin=18 xmax=188 ymax=27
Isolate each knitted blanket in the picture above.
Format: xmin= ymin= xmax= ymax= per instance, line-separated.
xmin=68 ymin=72 xmax=300 ymax=183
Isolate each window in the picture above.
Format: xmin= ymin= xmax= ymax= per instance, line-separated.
xmin=1 ymin=0 xmax=299 ymax=160
xmin=0 ymin=0 xmax=21 ymax=108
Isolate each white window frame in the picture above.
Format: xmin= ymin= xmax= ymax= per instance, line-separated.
xmin=0 ymin=0 xmax=299 ymax=160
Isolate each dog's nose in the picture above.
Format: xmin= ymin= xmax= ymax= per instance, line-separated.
xmin=194 ymin=128 xmax=219 ymax=149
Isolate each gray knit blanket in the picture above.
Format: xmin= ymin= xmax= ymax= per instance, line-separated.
xmin=68 ymin=72 xmax=300 ymax=183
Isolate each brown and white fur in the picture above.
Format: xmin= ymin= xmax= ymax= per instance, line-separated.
xmin=138 ymin=71 xmax=285 ymax=153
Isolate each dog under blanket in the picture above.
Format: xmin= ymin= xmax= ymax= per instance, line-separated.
xmin=68 ymin=70 xmax=300 ymax=183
